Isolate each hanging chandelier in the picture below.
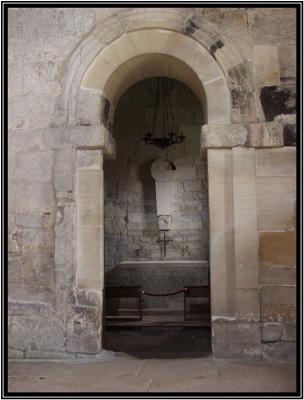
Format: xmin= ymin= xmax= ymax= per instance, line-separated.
xmin=142 ymin=78 xmax=185 ymax=150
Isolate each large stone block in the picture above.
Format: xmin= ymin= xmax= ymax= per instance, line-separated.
xmin=202 ymin=124 xmax=248 ymax=148
xmin=248 ymin=122 xmax=284 ymax=147
xmin=8 ymin=316 xmax=65 ymax=352
xmin=212 ymin=321 xmax=262 ymax=359
xmin=261 ymin=286 xmax=296 ymax=305
xmin=44 ymin=125 xmax=115 ymax=158
xmin=256 ymin=148 xmax=296 ymax=177
xmin=262 ymin=322 xmax=283 ymax=342
xmin=260 ymin=266 xmax=296 ymax=285
xmin=256 ymin=175 xmax=296 ymax=231
xmin=259 ymin=231 xmax=296 ymax=266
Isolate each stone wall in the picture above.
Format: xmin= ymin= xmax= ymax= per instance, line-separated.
xmin=257 ymin=148 xmax=296 ymax=359
xmin=104 ymin=78 xmax=207 ymax=272
xmin=7 ymin=7 xmax=297 ymax=358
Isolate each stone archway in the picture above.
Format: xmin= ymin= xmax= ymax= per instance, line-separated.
xmin=77 ymin=33 xmax=231 ymax=353
xmin=49 ymin=9 xmax=285 ymax=355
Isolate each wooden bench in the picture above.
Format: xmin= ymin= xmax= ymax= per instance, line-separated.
xmin=105 ymin=286 xmax=143 ymax=321
xmin=184 ymin=286 xmax=210 ymax=321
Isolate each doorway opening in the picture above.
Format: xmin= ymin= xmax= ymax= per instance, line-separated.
xmin=103 ymin=77 xmax=211 ymax=358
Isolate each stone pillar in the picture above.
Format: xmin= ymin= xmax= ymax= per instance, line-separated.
xmin=208 ymin=149 xmax=236 ymax=318
xmin=76 ymin=149 xmax=103 ymax=291
xmin=232 ymin=147 xmax=260 ymax=321
xmin=49 ymin=124 xmax=115 ymax=355
xmin=203 ymin=123 xmax=284 ymax=358
xmin=66 ymin=149 xmax=104 ymax=354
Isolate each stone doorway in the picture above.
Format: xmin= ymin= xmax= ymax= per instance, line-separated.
xmin=103 ymin=77 xmax=211 ymax=355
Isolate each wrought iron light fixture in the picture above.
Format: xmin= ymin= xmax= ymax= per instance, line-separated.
xmin=143 ymin=78 xmax=185 ymax=150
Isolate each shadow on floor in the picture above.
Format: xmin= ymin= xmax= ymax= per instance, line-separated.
xmin=103 ymin=328 xmax=211 ymax=359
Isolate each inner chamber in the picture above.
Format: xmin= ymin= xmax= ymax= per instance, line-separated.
xmin=103 ymin=77 xmax=211 ymax=357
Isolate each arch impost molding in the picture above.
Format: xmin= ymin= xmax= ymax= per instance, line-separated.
xmin=201 ymin=122 xmax=284 ymax=149
xmin=45 ymin=124 xmax=116 ymax=158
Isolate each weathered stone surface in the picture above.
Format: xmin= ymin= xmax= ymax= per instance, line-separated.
xmin=9 ymin=181 xmax=55 ymax=215
xmin=8 ymin=301 xmax=53 ymax=318
xmin=262 ymin=322 xmax=283 ymax=342
xmin=8 ymin=95 xmax=58 ymax=129
xmin=65 ymin=321 xmax=101 ymax=354
xmin=256 ymin=147 xmax=296 ymax=177
xmin=202 ymin=124 xmax=248 ymax=148
xmin=8 ymin=129 xmax=46 ymax=153
xmin=212 ymin=321 xmax=262 ymax=359
xmin=8 ymin=317 xmax=65 ymax=352
xmin=15 ymin=213 xmax=53 ymax=228
xmin=8 ymin=348 xmax=24 ymax=359
xmin=262 ymin=342 xmax=296 ymax=360
xmin=202 ymin=122 xmax=284 ymax=148
xmin=282 ymin=322 xmax=296 ymax=342
xmin=248 ymin=121 xmax=283 ymax=147
xmin=14 ymin=150 xmax=54 ymax=182
xmin=259 ymin=231 xmax=296 ymax=266
xmin=261 ymin=304 xmax=296 ymax=322
xmin=252 ymin=45 xmax=280 ymax=87
xmin=44 ymin=125 xmax=115 ymax=157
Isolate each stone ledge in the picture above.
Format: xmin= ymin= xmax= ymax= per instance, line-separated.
xmin=44 ymin=124 xmax=116 ymax=158
xmin=201 ymin=122 xmax=284 ymax=148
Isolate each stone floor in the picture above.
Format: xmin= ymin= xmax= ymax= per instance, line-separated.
xmin=8 ymin=329 xmax=297 ymax=393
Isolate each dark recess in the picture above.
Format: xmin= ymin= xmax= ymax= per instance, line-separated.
xmin=283 ymin=124 xmax=297 ymax=146
xmin=260 ymin=86 xmax=296 ymax=122
xmin=210 ymin=40 xmax=224 ymax=54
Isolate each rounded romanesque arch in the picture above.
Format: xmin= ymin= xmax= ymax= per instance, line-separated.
xmin=53 ymin=8 xmax=250 ymax=129
xmin=79 ymin=29 xmax=231 ymax=125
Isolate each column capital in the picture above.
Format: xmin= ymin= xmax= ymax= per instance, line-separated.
xmin=201 ymin=121 xmax=284 ymax=149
